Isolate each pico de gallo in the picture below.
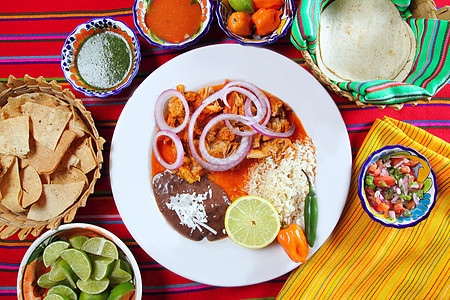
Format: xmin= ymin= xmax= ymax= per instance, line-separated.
xmin=364 ymin=156 xmax=425 ymax=219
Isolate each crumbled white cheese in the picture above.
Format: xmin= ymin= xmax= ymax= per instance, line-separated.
xmin=166 ymin=191 xmax=217 ymax=235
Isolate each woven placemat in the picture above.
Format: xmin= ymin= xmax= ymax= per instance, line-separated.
xmin=0 ymin=75 xmax=105 ymax=240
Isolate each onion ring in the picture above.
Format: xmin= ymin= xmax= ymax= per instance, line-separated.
xmin=152 ymin=130 xmax=184 ymax=170
xmin=154 ymin=89 xmax=190 ymax=133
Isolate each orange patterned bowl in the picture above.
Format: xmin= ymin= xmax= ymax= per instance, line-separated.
xmin=61 ymin=18 xmax=141 ymax=97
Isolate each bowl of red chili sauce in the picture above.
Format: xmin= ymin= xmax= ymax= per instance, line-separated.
xmin=133 ymin=0 xmax=213 ymax=49
xmin=357 ymin=145 xmax=437 ymax=229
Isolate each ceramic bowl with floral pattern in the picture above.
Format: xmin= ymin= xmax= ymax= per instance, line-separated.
xmin=17 ymin=223 xmax=142 ymax=299
xmin=61 ymin=18 xmax=141 ymax=97
xmin=216 ymin=0 xmax=294 ymax=45
xmin=357 ymin=145 xmax=438 ymax=229
xmin=132 ymin=0 xmax=213 ymax=49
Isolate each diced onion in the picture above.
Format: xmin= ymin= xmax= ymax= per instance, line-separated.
xmin=152 ymin=130 xmax=184 ymax=170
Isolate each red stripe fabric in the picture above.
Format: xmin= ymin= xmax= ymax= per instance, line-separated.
xmin=0 ymin=0 xmax=449 ymax=299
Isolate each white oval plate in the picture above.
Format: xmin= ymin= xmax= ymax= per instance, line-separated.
xmin=110 ymin=44 xmax=352 ymax=287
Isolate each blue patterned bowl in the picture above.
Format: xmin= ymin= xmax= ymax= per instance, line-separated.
xmin=216 ymin=0 xmax=294 ymax=45
xmin=357 ymin=145 xmax=437 ymax=229
xmin=61 ymin=18 xmax=141 ymax=98
xmin=133 ymin=0 xmax=213 ymax=49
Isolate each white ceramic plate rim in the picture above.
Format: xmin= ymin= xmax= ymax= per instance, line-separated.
xmin=110 ymin=44 xmax=352 ymax=287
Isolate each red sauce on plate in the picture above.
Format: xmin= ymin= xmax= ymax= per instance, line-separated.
xmin=145 ymin=0 xmax=202 ymax=43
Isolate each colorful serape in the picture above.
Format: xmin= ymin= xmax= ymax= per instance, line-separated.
xmin=277 ymin=116 xmax=450 ymax=299
xmin=291 ymin=0 xmax=450 ymax=105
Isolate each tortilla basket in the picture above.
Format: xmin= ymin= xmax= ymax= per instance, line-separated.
xmin=301 ymin=0 xmax=450 ymax=110
xmin=0 ymin=75 xmax=105 ymax=240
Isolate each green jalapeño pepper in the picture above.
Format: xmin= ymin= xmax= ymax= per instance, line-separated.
xmin=302 ymin=170 xmax=318 ymax=247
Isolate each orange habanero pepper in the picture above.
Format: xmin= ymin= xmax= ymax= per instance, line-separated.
xmin=277 ymin=223 xmax=309 ymax=264
xmin=251 ymin=8 xmax=282 ymax=36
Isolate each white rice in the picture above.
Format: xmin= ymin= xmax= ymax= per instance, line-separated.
xmin=245 ymin=138 xmax=317 ymax=229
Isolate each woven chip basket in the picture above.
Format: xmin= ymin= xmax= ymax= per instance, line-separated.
xmin=0 ymin=75 xmax=105 ymax=240
xmin=301 ymin=0 xmax=450 ymax=110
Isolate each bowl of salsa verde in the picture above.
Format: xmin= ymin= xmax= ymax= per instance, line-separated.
xmin=61 ymin=18 xmax=141 ymax=98
xmin=357 ymin=145 xmax=438 ymax=229
xmin=133 ymin=0 xmax=213 ymax=49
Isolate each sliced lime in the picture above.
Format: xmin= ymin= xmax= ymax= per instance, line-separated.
xmin=60 ymin=248 xmax=92 ymax=281
xmin=37 ymin=272 xmax=57 ymax=289
xmin=77 ymin=278 xmax=109 ymax=295
xmin=57 ymin=259 xmax=79 ymax=289
xmin=225 ymin=195 xmax=281 ymax=249
xmin=81 ymin=237 xmax=119 ymax=260
xmin=49 ymin=259 xmax=67 ymax=282
xmin=90 ymin=255 xmax=115 ymax=280
xmin=43 ymin=241 xmax=70 ymax=267
xmin=43 ymin=295 xmax=70 ymax=300
xmin=108 ymin=259 xmax=132 ymax=285
xmin=69 ymin=235 xmax=89 ymax=250
xmin=79 ymin=291 xmax=109 ymax=300
xmin=47 ymin=284 xmax=77 ymax=300
xmin=107 ymin=281 xmax=135 ymax=300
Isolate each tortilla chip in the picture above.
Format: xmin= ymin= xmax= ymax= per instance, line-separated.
xmin=59 ymin=149 xmax=80 ymax=169
xmin=21 ymin=101 xmax=72 ymax=151
xmin=23 ymin=130 xmax=76 ymax=174
xmin=27 ymin=181 xmax=85 ymax=221
xmin=51 ymin=166 xmax=88 ymax=187
xmin=0 ymin=157 xmax=25 ymax=212
xmin=20 ymin=165 xmax=42 ymax=208
xmin=71 ymin=137 xmax=97 ymax=174
xmin=1 ymin=96 xmax=27 ymax=120
xmin=0 ymin=154 xmax=15 ymax=178
xmin=68 ymin=106 xmax=89 ymax=138
xmin=0 ymin=115 xmax=30 ymax=157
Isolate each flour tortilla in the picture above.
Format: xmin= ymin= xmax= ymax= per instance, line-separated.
xmin=318 ymin=0 xmax=416 ymax=82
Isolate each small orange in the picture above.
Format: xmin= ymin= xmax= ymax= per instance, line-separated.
xmin=251 ymin=8 xmax=282 ymax=36
xmin=252 ymin=0 xmax=284 ymax=10
xmin=228 ymin=12 xmax=253 ymax=36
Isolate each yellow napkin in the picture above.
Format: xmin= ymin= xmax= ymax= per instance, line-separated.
xmin=277 ymin=117 xmax=450 ymax=299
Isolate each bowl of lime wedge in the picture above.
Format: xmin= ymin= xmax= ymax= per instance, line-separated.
xmin=17 ymin=223 xmax=142 ymax=300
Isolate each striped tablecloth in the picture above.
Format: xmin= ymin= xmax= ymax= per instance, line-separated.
xmin=1 ymin=0 xmax=449 ymax=299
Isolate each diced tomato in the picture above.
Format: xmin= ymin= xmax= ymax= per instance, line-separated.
xmin=374 ymin=197 xmax=382 ymax=206
xmin=405 ymin=159 xmax=420 ymax=167
xmin=378 ymin=202 xmax=389 ymax=213
xmin=374 ymin=175 xmax=396 ymax=187
xmin=406 ymin=201 xmax=416 ymax=210
xmin=400 ymin=166 xmax=411 ymax=174
xmin=365 ymin=187 xmax=375 ymax=197
xmin=368 ymin=164 xmax=381 ymax=176
xmin=394 ymin=202 xmax=405 ymax=215
xmin=391 ymin=157 xmax=404 ymax=167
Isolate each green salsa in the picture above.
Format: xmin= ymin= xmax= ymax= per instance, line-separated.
xmin=76 ymin=31 xmax=132 ymax=90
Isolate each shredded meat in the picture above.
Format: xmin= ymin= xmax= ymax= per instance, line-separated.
xmin=162 ymin=84 xmax=295 ymax=183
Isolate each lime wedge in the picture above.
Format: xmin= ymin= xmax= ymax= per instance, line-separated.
xmin=228 ymin=0 xmax=255 ymax=14
xmin=60 ymin=248 xmax=92 ymax=281
xmin=90 ymin=255 xmax=115 ymax=280
xmin=43 ymin=295 xmax=70 ymax=300
xmin=81 ymin=237 xmax=119 ymax=260
xmin=77 ymin=278 xmax=109 ymax=295
xmin=79 ymin=291 xmax=109 ymax=300
xmin=49 ymin=259 xmax=67 ymax=282
xmin=43 ymin=241 xmax=70 ymax=267
xmin=47 ymin=284 xmax=77 ymax=300
xmin=37 ymin=272 xmax=57 ymax=289
xmin=56 ymin=259 xmax=79 ymax=289
xmin=108 ymin=259 xmax=132 ymax=285
xmin=69 ymin=235 xmax=89 ymax=250
xmin=224 ymin=195 xmax=281 ymax=249
xmin=107 ymin=281 xmax=136 ymax=300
